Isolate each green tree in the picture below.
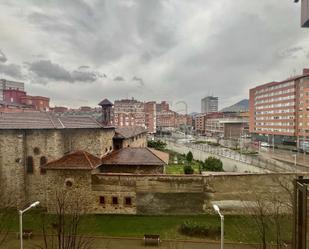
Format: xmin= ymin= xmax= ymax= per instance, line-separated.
xmin=147 ymin=139 xmax=167 ymax=151
xmin=202 ymin=157 xmax=223 ymax=172
xmin=186 ymin=151 xmax=193 ymax=162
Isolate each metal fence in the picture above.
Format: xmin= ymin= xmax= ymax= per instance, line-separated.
xmin=157 ymin=136 xmax=309 ymax=173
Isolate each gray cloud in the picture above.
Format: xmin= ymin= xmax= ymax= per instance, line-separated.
xmin=0 ymin=50 xmax=7 ymax=63
xmin=0 ymin=0 xmax=308 ymax=110
xmin=71 ymin=70 xmax=97 ymax=82
xmin=277 ymin=46 xmax=303 ymax=58
xmin=78 ymin=65 xmax=90 ymax=70
xmin=29 ymin=60 xmax=72 ymax=82
xmin=132 ymin=76 xmax=144 ymax=86
xmin=28 ymin=60 xmax=98 ymax=83
xmin=114 ymin=76 xmax=124 ymax=81
xmin=0 ymin=63 xmax=22 ymax=78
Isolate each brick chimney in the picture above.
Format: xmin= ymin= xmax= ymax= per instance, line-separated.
xmin=303 ymin=68 xmax=309 ymax=75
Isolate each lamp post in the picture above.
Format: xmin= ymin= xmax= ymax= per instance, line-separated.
xmin=292 ymin=154 xmax=297 ymax=168
xmin=19 ymin=201 xmax=40 ymax=249
xmin=213 ymin=204 xmax=224 ymax=249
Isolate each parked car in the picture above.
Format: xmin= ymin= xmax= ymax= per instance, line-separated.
xmin=260 ymin=142 xmax=271 ymax=147
xmin=298 ymin=148 xmax=309 ymax=154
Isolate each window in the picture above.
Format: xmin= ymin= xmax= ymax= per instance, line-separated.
xmin=65 ymin=179 xmax=73 ymax=187
xmin=33 ymin=147 xmax=40 ymax=155
xmin=124 ymin=197 xmax=132 ymax=206
xmin=40 ymin=156 xmax=47 ymax=175
xmin=99 ymin=196 xmax=105 ymax=205
xmin=112 ymin=196 xmax=118 ymax=205
xmin=26 ymin=156 xmax=34 ymax=174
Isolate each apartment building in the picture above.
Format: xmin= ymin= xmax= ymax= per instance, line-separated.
xmin=113 ymin=98 xmax=146 ymax=128
xmin=3 ymin=87 xmax=50 ymax=112
xmin=249 ymin=68 xmax=309 ymax=149
xmin=194 ymin=113 xmax=207 ymax=134
xmin=0 ymin=79 xmax=24 ymax=101
xmin=201 ymin=96 xmax=218 ymax=113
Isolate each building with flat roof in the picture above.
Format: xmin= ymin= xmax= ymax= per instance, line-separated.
xmin=201 ymin=96 xmax=218 ymax=113
xmin=0 ymin=79 xmax=24 ymax=101
xmin=249 ymin=68 xmax=309 ymax=150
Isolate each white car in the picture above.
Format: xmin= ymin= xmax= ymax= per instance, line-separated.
xmin=260 ymin=142 xmax=271 ymax=147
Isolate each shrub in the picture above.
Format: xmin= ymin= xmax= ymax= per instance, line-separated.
xmin=186 ymin=151 xmax=193 ymax=162
xmin=183 ymin=165 xmax=194 ymax=174
xmin=202 ymin=157 xmax=223 ymax=172
xmin=180 ymin=221 xmax=220 ymax=238
xmin=147 ymin=139 xmax=167 ymax=151
xmin=206 ymin=141 xmax=220 ymax=146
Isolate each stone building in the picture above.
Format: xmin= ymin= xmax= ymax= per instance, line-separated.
xmin=42 ymin=148 xmax=169 ymax=214
xmin=113 ymin=126 xmax=147 ymax=150
xmin=0 ymin=112 xmax=114 ymax=208
xmin=99 ymin=147 xmax=168 ymax=174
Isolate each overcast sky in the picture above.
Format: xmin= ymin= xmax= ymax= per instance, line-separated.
xmin=0 ymin=0 xmax=308 ymax=112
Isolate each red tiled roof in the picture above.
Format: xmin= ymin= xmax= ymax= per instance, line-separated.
xmin=43 ymin=150 xmax=101 ymax=170
xmin=114 ymin=126 xmax=147 ymax=139
xmin=0 ymin=112 xmax=109 ymax=129
xmin=100 ymin=147 xmax=169 ymax=166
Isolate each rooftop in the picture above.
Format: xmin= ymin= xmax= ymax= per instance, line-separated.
xmin=100 ymin=147 xmax=169 ymax=166
xmin=98 ymin=98 xmax=113 ymax=106
xmin=43 ymin=150 xmax=101 ymax=170
xmin=114 ymin=126 xmax=148 ymax=139
xmin=0 ymin=112 xmax=110 ymax=130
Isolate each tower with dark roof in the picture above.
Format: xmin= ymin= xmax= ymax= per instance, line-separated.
xmin=98 ymin=98 xmax=113 ymax=126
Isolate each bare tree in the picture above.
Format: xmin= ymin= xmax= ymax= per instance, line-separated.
xmin=0 ymin=208 xmax=10 ymax=249
xmin=0 ymin=189 xmax=14 ymax=249
xmin=236 ymin=175 xmax=294 ymax=249
xmin=37 ymin=189 xmax=93 ymax=249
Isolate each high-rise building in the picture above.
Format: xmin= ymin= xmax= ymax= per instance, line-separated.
xmin=0 ymin=79 xmax=24 ymax=101
xmin=249 ymin=68 xmax=309 ymax=150
xmin=201 ymin=96 xmax=218 ymax=113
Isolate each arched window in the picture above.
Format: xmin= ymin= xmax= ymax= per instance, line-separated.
xmin=40 ymin=156 xmax=47 ymax=175
xmin=26 ymin=156 xmax=34 ymax=174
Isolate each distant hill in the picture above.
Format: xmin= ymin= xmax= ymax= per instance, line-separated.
xmin=221 ymin=99 xmax=249 ymax=112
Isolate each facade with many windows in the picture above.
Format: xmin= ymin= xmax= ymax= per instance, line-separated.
xmin=249 ymin=68 xmax=309 ymax=149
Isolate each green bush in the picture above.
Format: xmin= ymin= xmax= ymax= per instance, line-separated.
xmin=206 ymin=141 xmax=220 ymax=146
xmin=186 ymin=151 xmax=193 ymax=162
xmin=183 ymin=165 xmax=194 ymax=174
xmin=201 ymin=157 xmax=223 ymax=172
xmin=147 ymin=139 xmax=167 ymax=151
xmin=180 ymin=221 xmax=220 ymax=238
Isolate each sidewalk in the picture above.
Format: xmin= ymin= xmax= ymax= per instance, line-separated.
xmin=4 ymin=234 xmax=289 ymax=249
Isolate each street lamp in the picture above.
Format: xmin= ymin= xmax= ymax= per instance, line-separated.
xmin=213 ymin=204 xmax=224 ymax=249
xmin=292 ymin=154 xmax=297 ymax=168
xmin=19 ymin=201 xmax=40 ymax=249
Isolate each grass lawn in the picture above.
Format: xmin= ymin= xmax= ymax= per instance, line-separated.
xmin=164 ymin=149 xmax=201 ymax=174
xmin=166 ymin=163 xmax=200 ymax=174
xmin=3 ymin=211 xmax=292 ymax=244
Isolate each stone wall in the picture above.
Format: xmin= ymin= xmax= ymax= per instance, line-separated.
xmin=121 ymin=134 xmax=147 ymax=148
xmin=0 ymin=130 xmax=26 ymax=207
xmin=44 ymin=169 xmax=93 ymax=213
xmin=0 ymin=128 xmax=115 ymax=208
xmin=88 ymin=173 xmax=301 ymax=215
